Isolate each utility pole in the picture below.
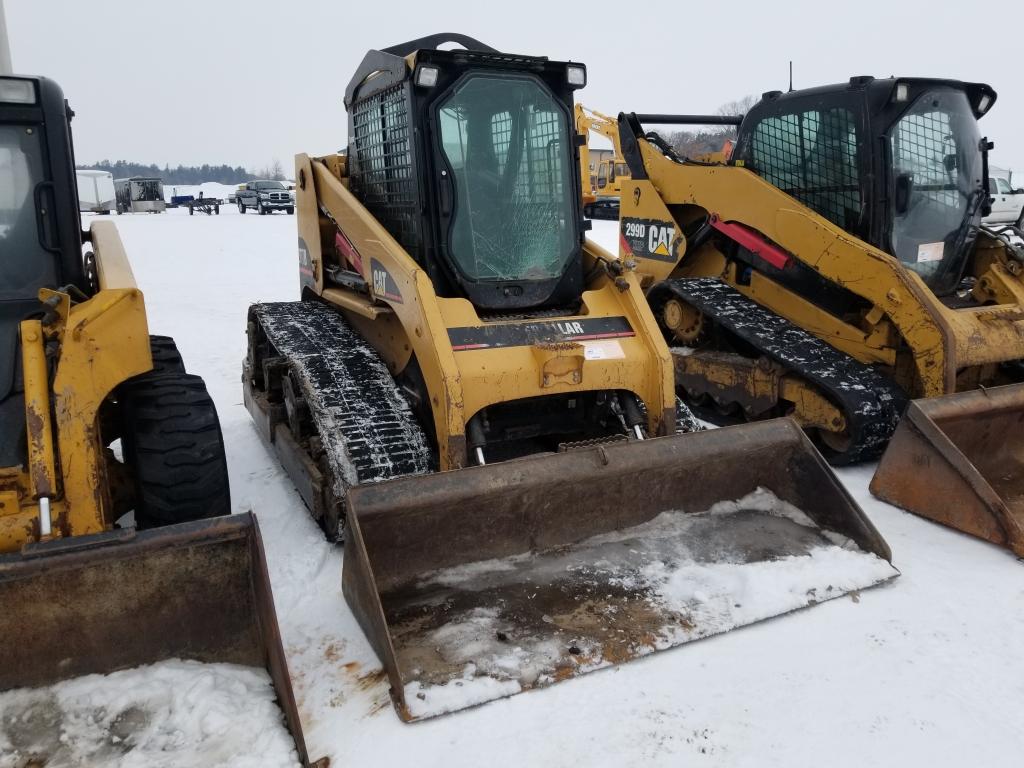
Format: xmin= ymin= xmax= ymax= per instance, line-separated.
xmin=0 ymin=0 xmax=12 ymax=75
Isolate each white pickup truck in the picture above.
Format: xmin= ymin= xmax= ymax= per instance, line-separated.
xmin=984 ymin=171 xmax=1024 ymax=228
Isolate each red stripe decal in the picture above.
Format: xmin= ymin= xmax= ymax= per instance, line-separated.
xmin=451 ymin=343 xmax=491 ymax=351
xmin=709 ymin=214 xmax=791 ymax=269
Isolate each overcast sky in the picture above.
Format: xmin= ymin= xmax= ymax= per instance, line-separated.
xmin=6 ymin=0 xmax=1024 ymax=174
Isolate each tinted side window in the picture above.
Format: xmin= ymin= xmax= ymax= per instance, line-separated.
xmin=750 ymin=108 xmax=862 ymax=232
xmin=0 ymin=124 xmax=58 ymax=299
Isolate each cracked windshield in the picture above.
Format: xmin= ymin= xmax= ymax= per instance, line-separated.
xmin=439 ymin=75 xmax=575 ymax=282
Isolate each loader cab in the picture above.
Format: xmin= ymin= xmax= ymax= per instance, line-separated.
xmin=0 ymin=75 xmax=86 ymax=466
xmin=733 ymin=77 xmax=996 ymax=296
xmin=345 ymin=35 xmax=588 ymax=311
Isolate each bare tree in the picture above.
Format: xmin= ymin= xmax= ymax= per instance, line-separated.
xmin=256 ymin=159 xmax=286 ymax=180
xmin=716 ymin=94 xmax=758 ymax=120
xmin=665 ymin=94 xmax=757 ymax=159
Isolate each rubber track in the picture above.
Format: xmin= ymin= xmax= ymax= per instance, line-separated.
xmin=252 ymin=301 xmax=432 ymax=499
xmin=650 ymin=278 xmax=907 ymax=463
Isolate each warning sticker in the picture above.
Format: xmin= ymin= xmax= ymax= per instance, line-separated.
xmin=917 ymin=242 xmax=944 ymax=263
xmin=583 ymin=340 xmax=626 ymax=361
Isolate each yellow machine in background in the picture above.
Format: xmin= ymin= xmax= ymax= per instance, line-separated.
xmin=243 ymin=34 xmax=894 ymax=721
xmin=616 ymin=77 xmax=1024 ymax=554
xmin=576 ymin=104 xmax=630 ymax=216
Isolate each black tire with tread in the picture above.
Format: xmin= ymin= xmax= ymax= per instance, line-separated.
xmin=119 ymin=372 xmax=231 ymax=529
xmin=147 ymin=335 xmax=186 ymax=376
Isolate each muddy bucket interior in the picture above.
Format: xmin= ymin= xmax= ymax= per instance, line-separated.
xmin=0 ymin=513 xmax=312 ymax=766
xmin=871 ymin=385 xmax=1024 ymax=556
xmin=343 ymin=418 xmax=897 ymax=721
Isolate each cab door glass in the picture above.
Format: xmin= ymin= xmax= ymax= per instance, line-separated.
xmin=437 ymin=74 xmax=576 ymax=282
xmin=887 ymin=88 xmax=982 ymax=294
xmin=0 ymin=124 xmax=57 ymax=299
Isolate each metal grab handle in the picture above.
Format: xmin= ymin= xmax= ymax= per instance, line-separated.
xmin=33 ymin=180 xmax=60 ymax=254
xmin=382 ymin=33 xmax=497 ymax=56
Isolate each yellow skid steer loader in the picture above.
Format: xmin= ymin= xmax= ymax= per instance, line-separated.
xmin=614 ymin=78 xmax=1024 ymax=555
xmin=243 ymin=34 xmax=897 ymax=720
xmin=0 ymin=75 xmax=313 ymax=764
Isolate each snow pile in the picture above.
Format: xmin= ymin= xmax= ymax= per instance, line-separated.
xmin=396 ymin=489 xmax=896 ymax=719
xmin=0 ymin=660 xmax=299 ymax=768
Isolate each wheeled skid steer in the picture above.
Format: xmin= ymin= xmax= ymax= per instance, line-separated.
xmin=244 ymin=34 xmax=896 ymax=720
xmin=0 ymin=75 xmax=314 ymax=764
xmin=615 ymin=78 xmax=1024 ymax=555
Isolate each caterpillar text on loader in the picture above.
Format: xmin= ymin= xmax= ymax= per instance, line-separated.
xmin=616 ymin=77 xmax=1024 ymax=555
xmin=243 ymin=34 xmax=896 ymax=721
xmin=0 ymin=75 xmax=314 ymax=764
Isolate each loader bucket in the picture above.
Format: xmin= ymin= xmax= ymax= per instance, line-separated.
xmin=343 ymin=418 xmax=897 ymax=721
xmin=0 ymin=513 xmax=315 ymax=767
xmin=871 ymin=384 xmax=1024 ymax=557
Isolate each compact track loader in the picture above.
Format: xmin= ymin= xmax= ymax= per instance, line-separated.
xmin=244 ymin=34 xmax=896 ymax=720
xmin=0 ymin=75 xmax=313 ymax=763
xmin=615 ymin=79 xmax=1024 ymax=555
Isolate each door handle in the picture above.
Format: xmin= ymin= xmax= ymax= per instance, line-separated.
xmin=33 ymin=181 xmax=60 ymax=255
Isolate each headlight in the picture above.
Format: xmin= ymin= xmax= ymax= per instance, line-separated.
xmin=0 ymin=78 xmax=36 ymax=104
xmin=415 ymin=65 xmax=440 ymax=88
xmin=566 ymin=65 xmax=587 ymax=88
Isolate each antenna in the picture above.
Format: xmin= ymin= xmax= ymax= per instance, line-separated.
xmin=788 ymin=61 xmax=793 ymax=93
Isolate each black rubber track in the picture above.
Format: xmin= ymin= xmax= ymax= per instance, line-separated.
xmin=648 ymin=277 xmax=907 ymax=464
xmin=119 ymin=372 xmax=231 ymax=528
xmin=250 ymin=301 xmax=433 ymax=502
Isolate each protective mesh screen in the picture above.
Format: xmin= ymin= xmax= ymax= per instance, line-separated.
xmin=750 ymin=108 xmax=862 ymax=231
xmin=891 ymin=111 xmax=959 ymax=209
xmin=349 ymin=83 xmax=419 ymax=255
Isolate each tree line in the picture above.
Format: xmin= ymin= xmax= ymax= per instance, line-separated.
xmin=76 ymin=159 xmax=287 ymax=184
xmin=665 ymin=95 xmax=757 ymax=160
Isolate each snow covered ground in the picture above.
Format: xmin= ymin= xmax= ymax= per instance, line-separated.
xmin=0 ymin=661 xmax=297 ymax=768
xmin=59 ymin=209 xmax=1024 ymax=766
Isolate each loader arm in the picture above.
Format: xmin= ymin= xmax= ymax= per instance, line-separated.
xmin=619 ymin=124 xmax=956 ymax=396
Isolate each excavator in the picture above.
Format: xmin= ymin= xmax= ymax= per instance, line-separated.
xmin=616 ymin=76 xmax=1024 ymax=556
xmin=0 ymin=70 xmax=313 ymax=764
xmin=576 ymin=104 xmax=630 ymax=218
xmin=243 ymin=34 xmax=896 ymax=721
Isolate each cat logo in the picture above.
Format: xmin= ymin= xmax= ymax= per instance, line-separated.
xmin=648 ymin=224 xmax=675 ymax=257
xmin=369 ymin=258 xmax=403 ymax=303
xmin=620 ymin=217 xmax=678 ymax=263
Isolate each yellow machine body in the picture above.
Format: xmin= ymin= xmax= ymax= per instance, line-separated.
xmin=621 ymin=139 xmax=1024 ymax=400
xmin=294 ymin=153 xmax=677 ymax=470
xmin=0 ymin=222 xmax=151 ymax=553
